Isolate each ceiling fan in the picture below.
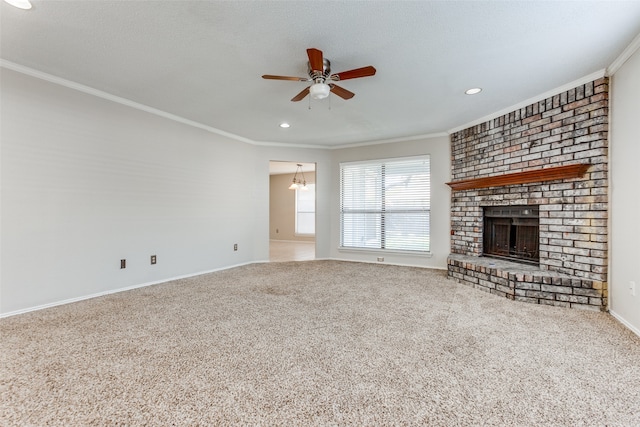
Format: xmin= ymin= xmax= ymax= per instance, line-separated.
xmin=262 ymin=48 xmax=376 ymax=102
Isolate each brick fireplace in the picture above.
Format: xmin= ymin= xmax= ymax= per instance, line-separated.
xmin=447 ymin=78 xmax=609 ymax=311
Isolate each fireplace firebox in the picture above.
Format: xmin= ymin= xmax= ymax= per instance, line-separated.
xmin=483 ymin=206 xmax=539 ymax=265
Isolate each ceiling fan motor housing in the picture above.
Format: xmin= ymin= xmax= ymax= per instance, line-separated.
xmin=308 ymin=58 xmax=331 ymax=81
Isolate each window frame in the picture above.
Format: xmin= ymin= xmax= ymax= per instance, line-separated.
xmin=339 ymin=155 xmax=431 ymax=254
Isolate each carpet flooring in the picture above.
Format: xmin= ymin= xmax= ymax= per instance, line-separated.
xmin=1 ymin=260 xmax=639 ymax=426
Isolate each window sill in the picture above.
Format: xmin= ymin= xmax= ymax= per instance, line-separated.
xmin=338 ymin=247 xmax=433 ymax=258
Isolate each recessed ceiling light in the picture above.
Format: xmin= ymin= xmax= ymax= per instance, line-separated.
xmin=465 ymin=87 xmax=482 ymax=95
xmin=3 ymin=0 xmax=32 ymax=10
xmin=279 ymin=122 xmax=290 ymax=128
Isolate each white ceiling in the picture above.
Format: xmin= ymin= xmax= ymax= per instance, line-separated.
xmin=2 ymin=1 xmax=640 ymax=148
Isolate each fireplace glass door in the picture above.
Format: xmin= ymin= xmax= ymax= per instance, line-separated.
xmin=483 ymin=206 xmax=539 ymax=265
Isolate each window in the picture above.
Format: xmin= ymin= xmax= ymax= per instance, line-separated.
xmin=340 ymin=156 xmax=430 ymax=252
xmin=295 ymin=184 xmax=315 ymax=235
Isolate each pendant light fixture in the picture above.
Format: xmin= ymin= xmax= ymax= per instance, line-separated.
xmin=288 ymin=164 xmax=308 ymax=191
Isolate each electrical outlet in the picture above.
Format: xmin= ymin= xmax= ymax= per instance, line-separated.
xmin=377 ymin=257 xmax=384 ymax=262
xmin=631 ymin=281 xmax=636 ymax=297
xmin=120 ymin=259 xmax=126 ymax=269
xmin=234 ymin=243 xmax=238 ymax=251
xmin=151 ymin=255 xmax=157 ymax=265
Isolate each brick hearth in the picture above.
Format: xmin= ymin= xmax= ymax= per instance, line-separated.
xmin=447 ymin=78 xmax=609 ymax=311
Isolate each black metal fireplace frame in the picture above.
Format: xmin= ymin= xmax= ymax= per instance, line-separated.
xmin=483 ymin=205 xmax=539 ymax=265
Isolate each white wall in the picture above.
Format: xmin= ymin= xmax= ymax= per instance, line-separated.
xmin=609 ymin=46 xmax=640 ymax=335
xmin=0 ymin=66 xmax=341 ymax=316
xmin=1 ymin=69 xmax=265 ymax=315
xmin=329 ymin=137 xmax=451 ymax=269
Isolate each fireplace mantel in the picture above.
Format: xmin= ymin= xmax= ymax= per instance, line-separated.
xmin=446 ymin=163 xmax=591 ymax=191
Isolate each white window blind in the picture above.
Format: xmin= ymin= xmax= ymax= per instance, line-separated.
xmin=296 ymin=184 xmax=315 ymax=235
xmin=340 ymin=156 xmax=430 ymax=252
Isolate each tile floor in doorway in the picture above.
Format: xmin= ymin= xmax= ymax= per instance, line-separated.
xmin=269 ymin=240 xmax=315 ymax=262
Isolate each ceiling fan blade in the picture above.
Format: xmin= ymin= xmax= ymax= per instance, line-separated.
xmin=262 ymin=75 xmax=308 ymax=81
xmin=307 ymin=48 xmax=324 ymax=73
xmin=330 ymin=85 xmax=355 ymax=100
xmin=332 ymin=66 xmax=377 ymax=81
xmin=291 ymin=87 xmax=310 ymax=102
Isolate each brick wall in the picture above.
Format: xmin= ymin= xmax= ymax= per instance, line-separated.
xmin=448 ymin=78 xmax=609 ymax=308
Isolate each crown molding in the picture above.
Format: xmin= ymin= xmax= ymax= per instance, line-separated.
xmin=4 ymin=56 xmax=625 ymax=151
xmin=253 ymin=132 xmax=448 ymax=150
xmin=607 ymin=31 xmax=640 ymax=76
xmin=2 ymin=59 xmax=440 ymax=151
xmin=447 ymin=69 xmax=607 ymax=135
xmin=0 ymin=60 xmax=257 ymax=145
xmin=330 ymin=132 xmax=449 ymax=150
xmin=251 ymin=140 xmax=330 ymax=149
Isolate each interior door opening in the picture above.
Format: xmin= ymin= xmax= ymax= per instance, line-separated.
xmin=268 ymin=161 xmax=316 ymax=262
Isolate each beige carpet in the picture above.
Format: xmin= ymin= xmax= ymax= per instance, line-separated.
xmin=1 ymin=261 xmax=639 ymax=426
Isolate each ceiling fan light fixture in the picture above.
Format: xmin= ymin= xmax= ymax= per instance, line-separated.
xmin=3 ymin=0 xmax=32 ymax=9
xmin=309 ymin=83 xmax=330 ymax=100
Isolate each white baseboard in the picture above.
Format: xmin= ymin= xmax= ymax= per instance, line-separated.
xmin=0 ymin=261 xmax=255 ymax=319
xmin=269 ymin=239 xmax=315 ymax=244
xmin=327 ymin=257 xmax=447 ymax=270
xmin=609 ymin=310 xmax=640 ymax=338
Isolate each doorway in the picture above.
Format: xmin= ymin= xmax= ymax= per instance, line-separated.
xmin=269 ymin=161 xmax=316 ymax=262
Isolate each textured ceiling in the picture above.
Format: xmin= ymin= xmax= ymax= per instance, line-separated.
xmin=2 ymin=1 xmax=640 ymax=148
